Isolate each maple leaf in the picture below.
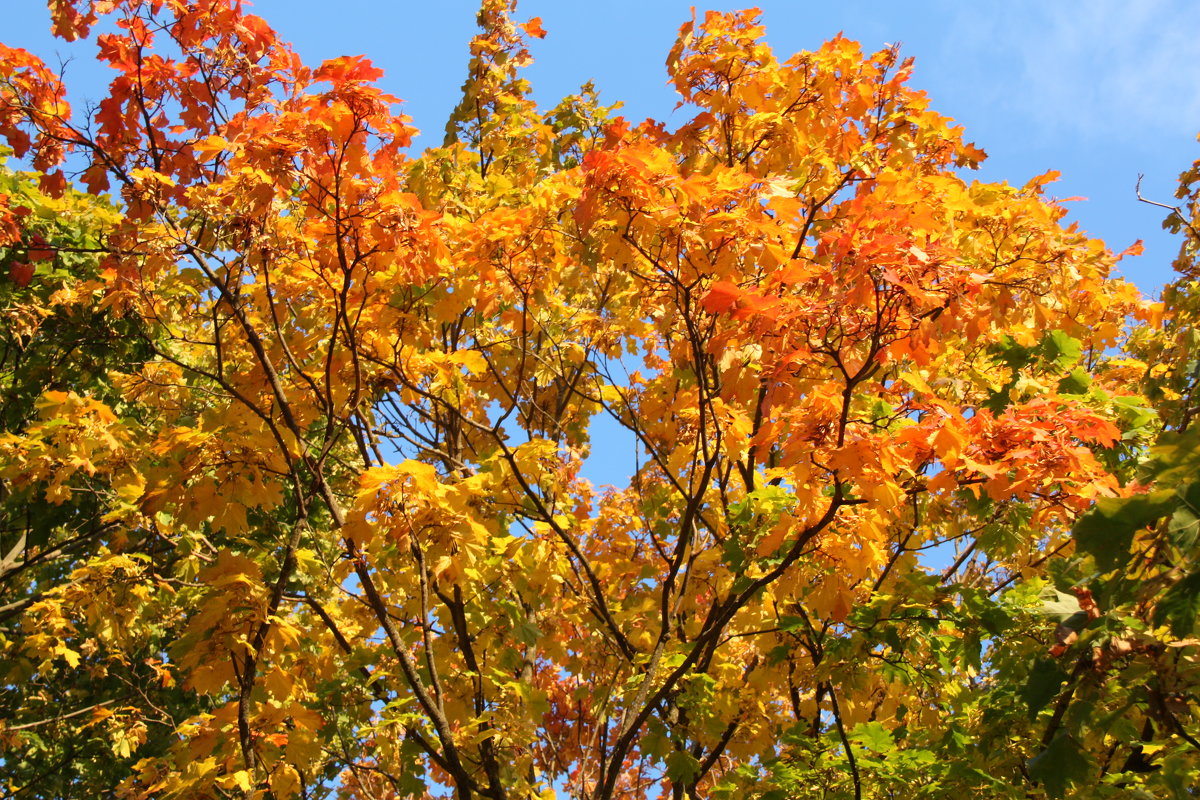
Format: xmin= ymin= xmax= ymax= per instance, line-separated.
xmin=8 ymin=260 xmax=34 ymax=287
xmin=520 ymin=17 xmax=547 ymax=39
xmin=702 ymin=281 xmax=743 ymax=314
xmin=314 ymin=55 xmax=385 ymax=85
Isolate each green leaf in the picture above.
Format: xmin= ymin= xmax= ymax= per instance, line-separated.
xmin=721 ymin=537 xmax=747 ymax=572
xmin=1022 ymin=657 xmax=1068 ymax=720
xmin=515 ymin=621 xmax=543 ymax=646
xmin=992 ymin=335 xmax=1033 ymax=370
xmin=1073 ymin=491 xmax=1176 ymax=570
xmin=1168 ymin=482 xmax=1200 ymax=551
xmin=851 ymin=721 xmax=894 ymax=754
xmin=514 ymin=681 xmax=551 ymax=717
xmin=979 ymin=604 xmax=1012 ymax=635
xmin=1038 ymin=586 xmax=1085 ymax=628
xmin=1153 ymin=570 xmax=1200 ymax=637
xmin=1028 ymin=732 xmax=1091 ymax=799
xmin=1144 ymin=427 xmax=1200 ymax=484
xmin=640 ymin=719 xmax=669 ymax=759
xmin=1162 ymin=753 xmax=1197 ymax=800
xmin=1040 ymin=330 xmax=1082 ymax=371
xmin=1056 ymin=367 xmax=1091 ymax=395
xmin=665 ymin=750 xmax=701 ymax=784
xmin=1107 ymin=392 xmax=1158 ymax=432
xmin=776 ymin=614 xmax=806 ymax=632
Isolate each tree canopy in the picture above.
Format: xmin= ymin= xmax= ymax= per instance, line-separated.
xmin=0 ymin=2 xmax=1196 ymax=799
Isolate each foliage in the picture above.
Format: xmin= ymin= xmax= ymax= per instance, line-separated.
xmin=1018 ymin=142 xmax=1200 ymax=799
xmin=0 ymin=159 xmax=190 ymax=797
xmin=0 ymin=2 xmax=1189 ymax=799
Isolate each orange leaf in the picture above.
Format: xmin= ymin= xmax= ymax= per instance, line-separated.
xmin=315 ymin=55 xmax=384 ymax=85
xmin=702 ymin=281 xmax=742 ymax=314
xmin=520 ymin=17 xmax=548 ymax=39
xmin=1117 ymin=239 xmax=1144 ymax=259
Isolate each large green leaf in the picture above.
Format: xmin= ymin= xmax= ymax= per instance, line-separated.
xmin=1154 ymin=570 xmax=1200 ymax=637
xmin=1028 ymin=732 xmax=1091 ymax=799
xmin=1041 ymin=330 xmax=1083 ymax=372
xmin=1073 ymin=491 xmax=1176 ymax=570
xmin=1038 ymin=586 xmax=1085 ymax=627
xmin=1168 ymin=482 xmax=1200 ymax=551
xmin=1143 ymin=428 xmax=1200 ymax=484
xmin=665 ymin=750 xmax=701 ymax=784
xmin=1022 ymin=657 xmax=1069 ymax=720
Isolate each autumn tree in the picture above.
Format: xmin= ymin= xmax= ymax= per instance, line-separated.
xmin=0 ymin=2 xmax=1177 ymax=798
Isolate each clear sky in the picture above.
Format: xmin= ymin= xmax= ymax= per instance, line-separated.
xmin=7 ymin=0 xmax=1199 ymax=295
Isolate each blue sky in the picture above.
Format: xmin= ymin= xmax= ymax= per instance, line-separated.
xmin=7 ymin=1 xmax=1199 ymax=295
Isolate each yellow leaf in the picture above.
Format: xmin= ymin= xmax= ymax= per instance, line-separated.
xmin=60 ymin=646 xmax=81 ymax=667
xmin=129 ymin=167 xmax=177 ymax=187
xmin=194 ymin=135 xmax=232 ymax=160
xmin=448 ymin=349 xmax=487 ymax=375
xmin=932 ymin=421 xmax=967 ymax=465
xmin=597 ymin=383 xmax=625 ymax=405
xmin=264 ymin=666 xmax=294 ymax=701
xmin=830 ymin=587 xmax=853 ymax=623
xmin=899 ymin=371 xmax=934 ymax=396
xmin=285 ymin=727 xmax=323 ymax=766
xmin=396 ymin=460 xmax=440 ymax=495
xmin=114 ymin=470 xmax=146 ymax=504
xmin=228 ymin=770 xmax=253 ymax=793
xmin=269 ymin=764 xmax=301 ymax=800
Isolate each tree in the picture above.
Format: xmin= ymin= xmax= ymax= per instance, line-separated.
xmin=0 ymin=2 xmax=1172 ymax=798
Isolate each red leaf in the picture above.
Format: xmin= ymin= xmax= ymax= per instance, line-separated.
xmin=8 ymin=261 xmax=34 ymax=287
xmin=27 ymin=233 xmax=54 ymax=262
xmin=702 ymin=281 xmax=742 ymax=314
xmin=39 ymin=170 xmax=67 ymax=198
